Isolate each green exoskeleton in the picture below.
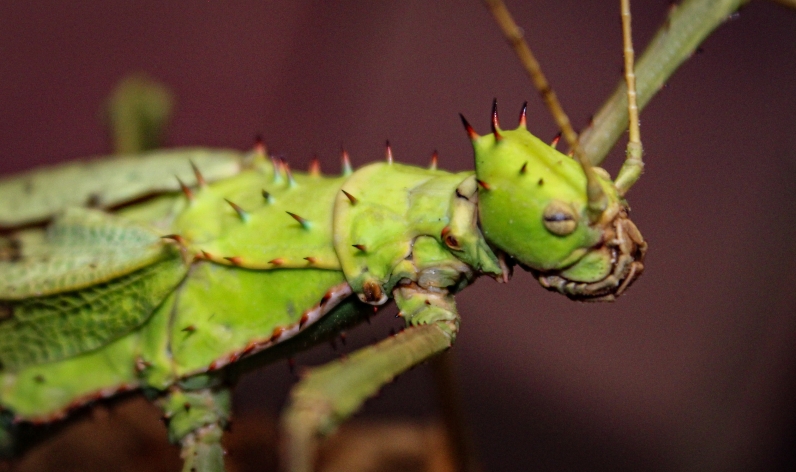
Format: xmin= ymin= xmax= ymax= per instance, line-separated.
xmin=0 ymin=102 xmax=647 ymax=468
xmin=0 ymin=0 xmax=744 ymax=470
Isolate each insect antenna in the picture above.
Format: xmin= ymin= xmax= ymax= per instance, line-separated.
xmin=614 ymin=0 xmax=645 ymax=195
xmin=483 ymin=0 xmax=577 ymax=149
xmin=483 ymin=0 xmax=606 ymax=222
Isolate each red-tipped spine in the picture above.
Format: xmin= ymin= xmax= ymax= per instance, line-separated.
xmin=270 ymin=326 xmax=284 ymax=342
xmin=272 ymin=156 xmax=284 ymax=184
xmin=550 ymin=132 xmax=562 ymax=149
xmin=309 ymin=156 xmax=321 ymax=177
xmin=254 ymin=135 xmax=266 ymax=156
xmin=190 ymin=161 xmax=206 ymax=188
xmin=225 ymin=199 xmax=249 ymax=223
xmin=518 ymin=101 xmax=528 ymax=128
xmin=177 ymin=177 xmax=194 ymax=201
xmin=341 ymin=148 xmax=353 ymax=176
xmin=161 ymin=234 xmax=187 ymax=246
xmin=286 ymin=211 xmax=311 ymax=230
xmin=341 ymin=189 xmax=358 ymax=205
xmin=491 ymin=98 xmax=502 ymax=142
xmin=459 ymin=114 xmax=479 ymax=141
xmin=282 ymin=161 xmax=297 ymax=188
xmin=385 ymin=141 xmax=393 ymax=164
xmin=429 ymin=150 xmax=438 ymax=170
xmin=261 ymin=189 xmax=275 ymax=204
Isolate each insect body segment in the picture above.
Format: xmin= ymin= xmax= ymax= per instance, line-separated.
xmin=169 ymin=154 xmax=344 ymax=271
xmin=333 ymin=162 xmax=502 ymax=305
xmin=0 ymin=144 xmax=500 ymax=425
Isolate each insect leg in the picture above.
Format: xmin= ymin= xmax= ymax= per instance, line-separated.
xmin=280 ymin=286 xmax=460 ymax=472
xmin=157 ymin=387 xmax=232 ymax=472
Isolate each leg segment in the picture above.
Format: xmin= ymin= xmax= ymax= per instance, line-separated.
xmin=280 ymin=285 xmax=459 ymax=472
xmin=158 ymin=386 xmax=232 ymax=472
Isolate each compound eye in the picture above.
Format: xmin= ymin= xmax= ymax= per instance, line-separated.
xmin=543 ymin=200 xmax=577 ymax=236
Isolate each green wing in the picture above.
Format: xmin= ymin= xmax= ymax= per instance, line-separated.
xmin=1 ymin=208 xmax=176 ymax=299
xmin=0 ymin=148 xmax=243 ymax=227
xmin=0 ymin=256 xmax=186 ymax=372
xmin=0 ymin=208 xmax=188 ymax=371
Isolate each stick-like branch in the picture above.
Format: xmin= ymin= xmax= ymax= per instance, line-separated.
xmin=579 ymin=0 xmax=748 ymax=165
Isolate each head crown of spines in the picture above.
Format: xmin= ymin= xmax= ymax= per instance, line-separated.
xmin=461 ymin=100 xmax=610 ymax=270
xmin=462 ymin=99 xmax=607 ymax=213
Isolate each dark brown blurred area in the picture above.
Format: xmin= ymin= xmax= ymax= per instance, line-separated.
xmin=2 ymin=1 xmax=796 ymax=471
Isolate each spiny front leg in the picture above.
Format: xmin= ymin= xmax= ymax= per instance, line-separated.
xmin=280 ymin=285 xmax=459 ymax=472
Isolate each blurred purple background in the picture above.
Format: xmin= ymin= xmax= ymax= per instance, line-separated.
xmin=2 ymin=1 xmax=796 ymax=470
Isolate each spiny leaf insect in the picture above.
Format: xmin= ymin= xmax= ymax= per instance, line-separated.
xmin=0 ymin=0 xmax=752 ymax=471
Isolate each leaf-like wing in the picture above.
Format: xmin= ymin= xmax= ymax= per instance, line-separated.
xmin=1 ymin=208 xmax=175 ymax=299
xmin=0 ymin=148 xmax=242 ymax=227
xmin=0 ymin=255 xmax=186 ymax=371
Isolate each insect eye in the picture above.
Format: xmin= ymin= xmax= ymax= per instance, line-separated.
xmin=444 ymin=234 xmax=462 ymax=250
xmin=543 ymin=200 xmax=577 ymax=236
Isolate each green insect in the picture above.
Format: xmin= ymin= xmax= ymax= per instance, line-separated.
xmin=0 ymin=0 xmax=746 ymax=470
